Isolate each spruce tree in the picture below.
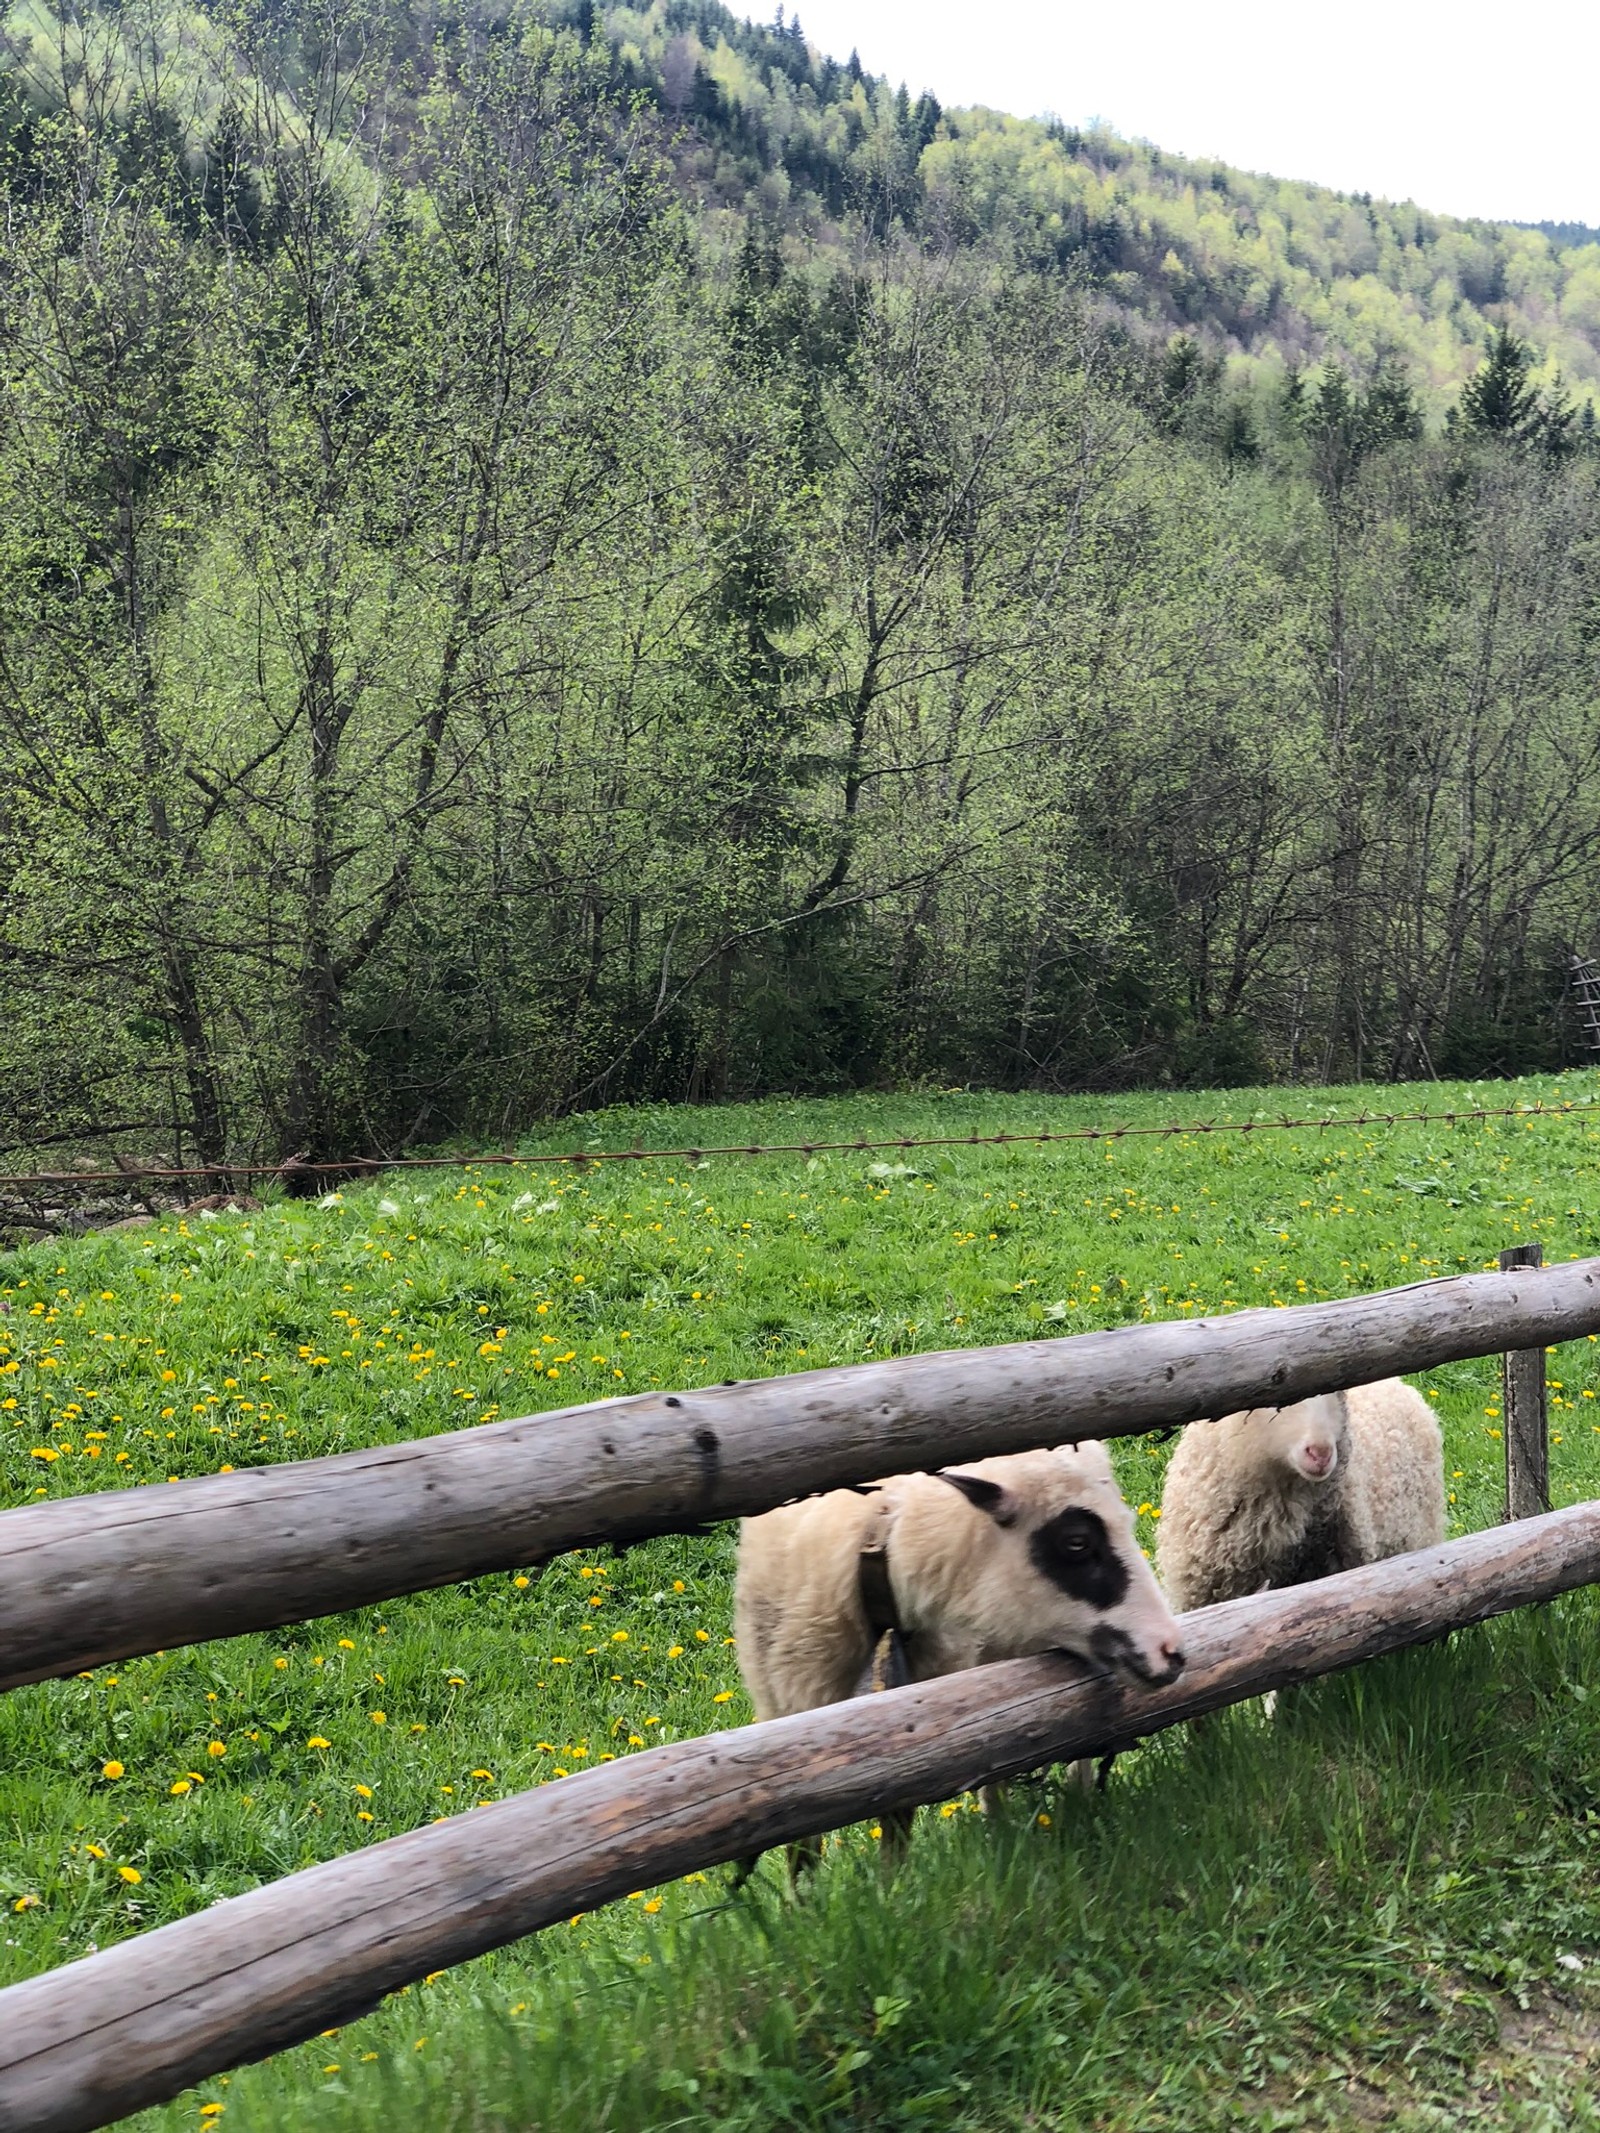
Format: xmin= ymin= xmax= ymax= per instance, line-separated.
xmin=1458 ymin=325 xmax=1539 ymax=437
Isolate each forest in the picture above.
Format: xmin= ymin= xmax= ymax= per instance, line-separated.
xmin=4 ymin=0 xmax=1600 ymax=1173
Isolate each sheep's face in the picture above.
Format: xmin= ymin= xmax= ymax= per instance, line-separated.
xmin=1256 ymin=1396 xmax=1346 ymax=1484
xmin=931 ymin=1443 xmax=1186 ymax=1688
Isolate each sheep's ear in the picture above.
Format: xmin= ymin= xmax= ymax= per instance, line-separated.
xmin=934 ymin=1470 xmax=1018 ymax=1527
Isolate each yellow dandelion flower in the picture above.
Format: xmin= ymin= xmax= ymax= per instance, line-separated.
xmin=370 ymin=1711 xmax=387 ymax=1725
xmin=101 ymin=1760 xmax=124 ymax=1780
xmin=308 ymin=1736 xmax=331 ymax=1750
xmin=118 ymin=1866 xmax=142 ymax=1885
xmin=207 ymin=1740 xmax=226 ymax=1758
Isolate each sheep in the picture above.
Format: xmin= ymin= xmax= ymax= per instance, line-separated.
xmin=1155 ymin=1378 xmax=1446 ymax=1614
xmin=733 ymin=1440 xmax=1187 ymax=1862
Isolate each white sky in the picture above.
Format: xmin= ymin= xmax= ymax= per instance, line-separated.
xmin=767 ymin=0 xmax=1600 ymax=228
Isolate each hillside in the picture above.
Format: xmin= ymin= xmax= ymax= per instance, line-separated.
xmin=7 ymin=0 xmax=1600 ymax=403
xmin=578 ymin=0 xmax=1600 ymax=401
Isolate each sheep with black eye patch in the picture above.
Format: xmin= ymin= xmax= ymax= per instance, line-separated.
xmin=1155 ymin=1378 xmax=1446 ymax=1613
xmin=734 ymin=1441 xmax=1186 ymax=1726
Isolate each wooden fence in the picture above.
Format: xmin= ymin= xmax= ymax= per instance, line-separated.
xmin=0 ymin=1249 xmax=1595 ymax=2132
xmin=1 ymin=1254 xmax=1593 ymax=1691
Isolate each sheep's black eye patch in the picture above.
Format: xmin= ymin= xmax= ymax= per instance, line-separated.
xmin=1030 ymin=1507 xmax=1128 ymax=1610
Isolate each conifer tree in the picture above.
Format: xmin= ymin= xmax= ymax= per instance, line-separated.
xmin=1457 ymin=325 xmax=1540 ymax=437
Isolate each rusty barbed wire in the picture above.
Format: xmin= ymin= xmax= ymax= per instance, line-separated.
xmin=1 ymin=1093 xmax=1596 ymax=1192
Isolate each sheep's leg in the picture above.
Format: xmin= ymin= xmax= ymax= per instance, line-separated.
xmin=978 ymin=1781 xmax=1006 ymax=1815
xmin=786 ymin=1832 xmax=824 ymax=1887
xmin=878 ymin=1806 xmax=915 ymax=1874
xmin=727 ymin=1851 xmax=764 ymax=1891
xmin=728 ymin=1835 xmax=824 ymax=1890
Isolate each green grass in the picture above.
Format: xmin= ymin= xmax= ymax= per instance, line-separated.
xmin=6 ymin=1070 xmax=1600 ymax=2130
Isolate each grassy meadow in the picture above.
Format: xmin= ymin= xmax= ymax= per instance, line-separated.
xmin=7 ymin=1072 xmax=1600 ymax=2128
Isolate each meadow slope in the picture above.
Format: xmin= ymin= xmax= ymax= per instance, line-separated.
xmin=6 ymin=1074 xmax=1600 ymax=2129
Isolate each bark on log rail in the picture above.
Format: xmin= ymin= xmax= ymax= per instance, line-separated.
xmin=4 ymin=1501 xmax=1600 ymax=2133
xmin=3 ymin=1257 xmax=1598 ymax=1693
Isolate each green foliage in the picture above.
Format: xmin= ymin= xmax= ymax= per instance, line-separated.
xmin=3 ymin=0 xmax=1600 ymax=1168
xmin=453 ymin=0 xmax=1600 ymax=400
xmin=5 ymin=1076 xmax=1600 ymax=2124
xmin=1460 ymin=324 xmax=1544 ymax=435
xmin=1455 ymin=324 xmax=1582 ymax=457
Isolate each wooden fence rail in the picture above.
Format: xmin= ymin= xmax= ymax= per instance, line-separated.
xmin=3 ymin=1501 xmax=1599 ymax=2133
xmin=2 ymin=1256 xmax=1595 ymax=1693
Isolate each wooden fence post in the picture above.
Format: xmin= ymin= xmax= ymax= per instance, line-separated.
xmin=1500 ymin=1243 xmax=1550 ymax=1520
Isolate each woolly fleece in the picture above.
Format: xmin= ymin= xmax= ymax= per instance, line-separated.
xmin=1155 ymin=1378 xmax=1446 ymax=1612
xmin=734 ymin=1440 xmax=1183 ymax=1723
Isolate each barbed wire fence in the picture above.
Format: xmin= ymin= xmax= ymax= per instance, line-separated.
xmin=0 ymin=1092 xmax=1595 ymax=1219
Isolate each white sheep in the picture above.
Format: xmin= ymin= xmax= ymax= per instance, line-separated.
xmin=1155 ymin=1378 xmax=1446 ymax=1612
xmin=735 ymin=1440 xmax=1186 ymax=1727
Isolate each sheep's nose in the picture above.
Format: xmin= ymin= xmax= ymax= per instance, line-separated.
xmin=1302 ymin=1444 xmax=1332 ymax=1474
xmin=1160 ymin=1639 xmax=1186 ymax=1677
